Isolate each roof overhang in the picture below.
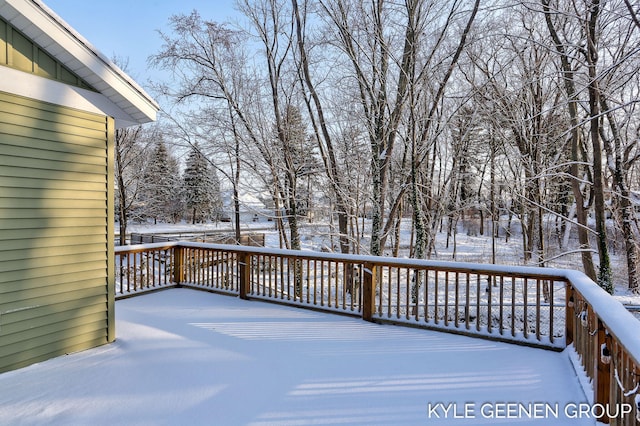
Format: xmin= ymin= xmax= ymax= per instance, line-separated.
xmin=0 ymin=0 xmax=159 ymax=127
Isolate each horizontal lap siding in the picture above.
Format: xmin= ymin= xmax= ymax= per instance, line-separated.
xmin=0 ymin=91 xmax=111 ymax=373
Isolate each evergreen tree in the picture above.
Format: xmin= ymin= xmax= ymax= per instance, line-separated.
xmin=141 ymin=141 xmax=182 ymax=223
xmin=275 ymin=106 xmax=320 ymax=236
xmin=183 ymin=144 xmax=221 ymax=224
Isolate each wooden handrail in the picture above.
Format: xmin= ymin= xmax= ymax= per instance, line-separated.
xmin=114 ymin=242 xmax=640 ymax=423
xmin=563 ymin=270 xmax=640 ymax=425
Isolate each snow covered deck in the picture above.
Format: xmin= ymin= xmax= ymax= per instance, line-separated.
xmin=0 ymin=288 xmax=594 ymax=425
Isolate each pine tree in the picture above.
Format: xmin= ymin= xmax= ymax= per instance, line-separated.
xmin=276 ymin=105 xmax=319 ymax=243
xmin=141 ymin=141 xmax=182 ymax=223
xmin=183 ymin=144 xmax=221 ymax=224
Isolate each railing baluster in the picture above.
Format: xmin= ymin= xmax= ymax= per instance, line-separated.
xmin=319 ymin=259 xmax=324 ymax=306
xmin=395 ymin=267 xmax=399 ymax=319
xmin=117 ymin=253 xmax=123 ymax=295
xmin=424 ymin=269 xmax=429 ymax=321
xmin=334 ymin=261 xmax=339 ymax=309
xmin=133 ymin=251 xmax=138 ymax=291
xmin=342 ymin=262 xmax=346 ymax=310
xmin=262 ymin=255 xmax=266 ymax=296
xmin=312 ymin=259 xmax=317 ymax=305
xmin=194 ymin=249 xmax=198 ymax=285
xmin=465 ymin=272 xmax=470 ymax=330
xmin=200 ymin=249 xmax=205 ymax=285
xmin=511 ymin=277 xmax=516 ymax=338
xmin=476 ymin=273 xmax=481 ymax=332
xmin=444 ymin=271 xmax=449 ymax=327
xmin=549 ymin=280 xmax=554 ymax=344
xmin=258 ymin=254 xmax=263 ymax=295
xmin=327 ymin=261 xmax=332 ymax=307
xmin=523 ymin=278 xmax=529 ymax=339
xmin=212 ymin=249 xmax=217 ymax=289
xmin=204 ymin=248 xmax=208 ymax=288
xmin=434 ymin=271 xmax=439 ymax=324
xmin=266 ymin=255 xmax=271 ymax=297
xmin=356 ymin=264 xmax=362 ymax=312
xmin=279 ymin=256 xmax=284 ymax=300
xmin=405 ymin=268 xmax=411 ymax=321
xmin=153 ymin=250 xmax=158 ymax=288
xmin=383 ymin=266 xmax=388 ymax=317
xmin=377 ymin=263 xmax=383 ymax=316
xmin=351 ymin=264 xmax=356 ymax=312
xmin=536 ymin=278 xmax=541 ymax=341
xmin=499 ymin=275 xmax=504 ymax=336
xmin=487 ymin=274 xmax=493 ymax=334
xmin=307 ymin=259 xmax=311 ymax=304
xmin=454 ymin=272 xmax=460 ymax=328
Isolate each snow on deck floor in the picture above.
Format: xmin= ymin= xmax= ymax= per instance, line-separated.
xmin=0 ymin=288 xmax=592 ymax=425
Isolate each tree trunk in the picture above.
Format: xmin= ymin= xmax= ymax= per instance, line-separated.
xmin=541 ymin=0 xmax=597 ymax=280
xmin=600 ymin=98 xmax=639 ymax=293
xmin=116 ymin=162 xmax=128 ymax=246
xmin=586 ymin=0 xmax=613 ymax=293
xmin=292 ymin=0 xmax=350 ymax=254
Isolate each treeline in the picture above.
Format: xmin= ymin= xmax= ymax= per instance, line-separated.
xmin=115 ymin=133 xmax=223 ymax=244
xmin=120 ymin=0 xmax=640 ymax=294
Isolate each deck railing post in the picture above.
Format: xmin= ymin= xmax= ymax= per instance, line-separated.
xmin=362 ymin=263 xmax=377 ymax=322
xmin=594 ymin=319 xmax=612 ymax=424
xmin=239 ymin=252 xmax=251 ymax=300
xmin=173 ymin=245 xmax=184 ymax=285
xmin=566 ymin=284 xmax=574 ymax=346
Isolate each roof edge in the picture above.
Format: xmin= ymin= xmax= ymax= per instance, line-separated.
xmin=2 ymin=0 xmax=159 ymax=124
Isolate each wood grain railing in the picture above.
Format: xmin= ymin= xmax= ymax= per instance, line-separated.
xmin=115 ymin=242 xmax=639 ymax=424
xmin=115 ymin=243 xmax=175 ymax=295
xmin=564 ymin=271 xmax=640 ymax=425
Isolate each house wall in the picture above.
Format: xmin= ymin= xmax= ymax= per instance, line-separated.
xmin=0 ymin=90 xmax=114 ymax=373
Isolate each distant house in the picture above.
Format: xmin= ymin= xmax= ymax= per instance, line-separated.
xmin=0 ymin=0 xmax=158 ymax=373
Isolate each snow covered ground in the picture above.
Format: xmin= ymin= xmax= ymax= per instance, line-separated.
xmin=0 ymin=288 xmax=597 ymax=425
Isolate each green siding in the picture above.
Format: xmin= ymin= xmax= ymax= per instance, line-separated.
xmin=0 ymin=20 xmax=6 ymax=65
xmin=36 ymin=49 xmax=57 ymax=79
xmin=0 ymin=91 xmax=113 ymax=374
xmin=10 ymin=30 xmax=33 ymax=73
xmin=0 ymin=18 xmax=95 ymax=90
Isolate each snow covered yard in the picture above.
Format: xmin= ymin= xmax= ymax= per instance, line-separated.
xmin=0 ymin=288 xmax=594 ymax=425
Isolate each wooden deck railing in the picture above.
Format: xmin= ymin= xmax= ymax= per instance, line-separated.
xmin=564 ymin=270 xmax=640 ymax=425
xmin=115 ymin=242 xmax=640 ymax=425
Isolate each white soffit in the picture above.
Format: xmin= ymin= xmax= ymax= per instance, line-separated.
xmin=0 ymin=0 xmax=159 ymax=126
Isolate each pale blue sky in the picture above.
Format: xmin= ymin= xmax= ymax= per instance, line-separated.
xmin=43 ymin=0 xmax=238 ymax=87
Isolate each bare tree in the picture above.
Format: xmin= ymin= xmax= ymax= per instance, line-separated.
xmin=317 ymin=0 xmax=411 ymax=256
xmin=541 ymin=0 xmax=598 ymax=280
xmin=146 ymin=0 xmax=640 ymax=295
xmin=114 ymin=125 xmax=147 ymax=245
xmin=594 ymin=1 xmax=640 ymax=293
xmin=291 ymin=0 xmax=353 ymax=254
xmin=151 ymin=11 xmax=274 ymax=242
xmin=585 ymin=0 xmax=613 ymax=293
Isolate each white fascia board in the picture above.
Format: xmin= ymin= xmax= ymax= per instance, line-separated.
xmin=1 ymin=0 xmax=158 ymax=125
xmin=0 ymin=66 xmax=142 ymax=128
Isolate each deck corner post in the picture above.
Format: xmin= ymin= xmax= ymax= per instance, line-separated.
xmin=173 ymin=245 xmax=184 ymax=285
xmin=362 ymin=262 xmax=377 ymax=322
xmin=239 ymin=252 xmax=251 ymax=300
xmin=594 ymin=319 xmax=612 ymax=424
xmin=565 ymin=284 xmax=574 ymax=346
